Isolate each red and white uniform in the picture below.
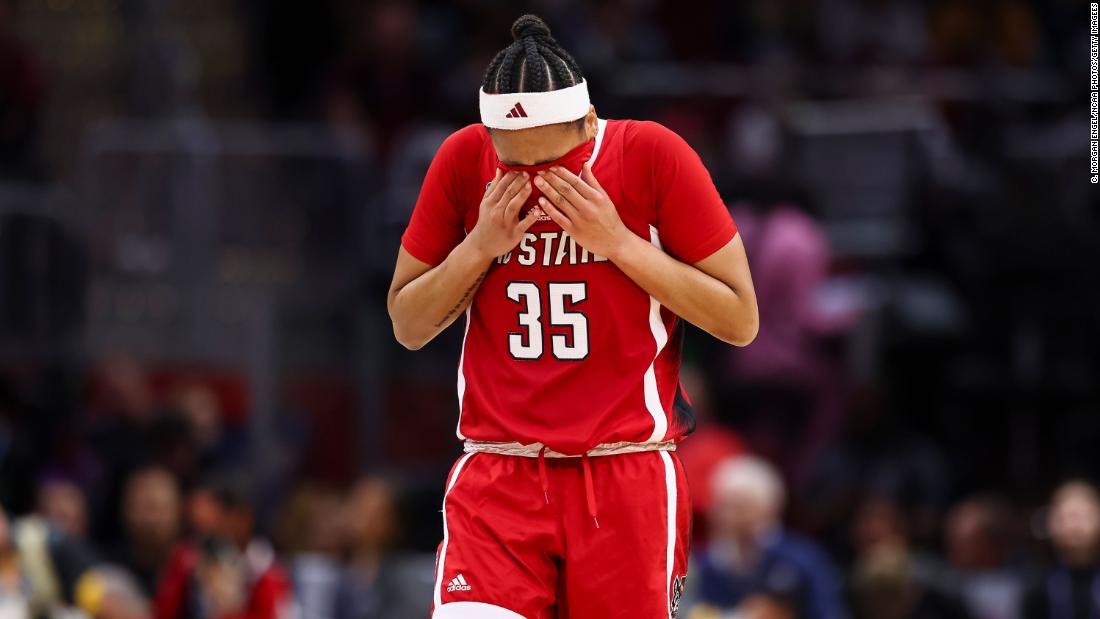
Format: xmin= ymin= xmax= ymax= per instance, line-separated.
xmin=404 ymin=118 xmax=737 ymax=455
xmin=402 ymin=119 xmax=738 ymax=619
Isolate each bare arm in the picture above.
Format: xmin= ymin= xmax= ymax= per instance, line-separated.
xmin=535 ymin=163 xmax=759 ymax=346
xmin=387 ymin=243 xmax=493 ymax=350
xmin=388 ymin=169 xmax=537 ymax=350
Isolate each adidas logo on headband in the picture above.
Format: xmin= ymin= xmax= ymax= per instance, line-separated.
xmin=505 ymin=103 xmax=528 ymax=119
xmin=480 ymin=79 xmax=590 ymax=130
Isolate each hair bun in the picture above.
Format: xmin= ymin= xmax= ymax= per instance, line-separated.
xmin=511 ymin=14 xmax=552 ymax=41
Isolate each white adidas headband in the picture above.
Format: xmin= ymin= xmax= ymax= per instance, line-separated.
xmin=479 ymin=79 xmax=590 ymax=130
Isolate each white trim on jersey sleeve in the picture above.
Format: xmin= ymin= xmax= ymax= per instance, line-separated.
xmin=643 ymin=226 xmax=671 ymax=443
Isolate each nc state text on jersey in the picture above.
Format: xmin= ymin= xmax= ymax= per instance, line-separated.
xmin=495 ymin=231 xmax=610 ymax=267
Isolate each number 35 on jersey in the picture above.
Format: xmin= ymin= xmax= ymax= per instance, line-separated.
xmin=506 ymin=281 xmax=588 ymax=361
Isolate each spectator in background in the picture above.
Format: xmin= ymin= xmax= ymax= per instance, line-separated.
xmin=851 ymin=546 xmax=970 ymax=619
xmin=739 ymin=594 xmax=799 ymax=619
xmin=36 ymin=476 xmax=88 ymax=541
xmin=154 ymin=472 xmax=293 ymax=619
xmin=87 ymin=356 xmax=159 ymax=542
xmin=848 ymin=496 xmax=971 ymax=619
xmin=0 ymin=0 xmax=43 ymax=181
xmin=325 ymin=2 xmax=431 ymax=157
xmin=145 ymin=412 xmax=203 ymax=495
xmin=278 ymin=485 xmax=343 ymax=619
xmin=851 ymin=498 xmax=921 ymax=572
xmin=685 ymin=456 xmax=845 ymax=619
xmin=802 ymin=393 xmax=951 ymax=556
xmin=108 ymin=467 xmax=181 ymax=598
xmin=0 ymin=506 xmax=29 ymax=618
xmin=333 ymin=477 xmax=434 ymax=619
xmin=0 ymin=503 xmax=106 ymax=618
xmin=172 ymin=384 xmax=228 ymax=469
xmin=725 ymin=196 xmax=858 ymax=487
xmin=723 ymin=105 xmax=860 ymax=488
xmin=945 ymin=496 xmax=1024 ymax=619
xmin=1023 ymin=480 xmax=1100 ymax=619
xmin=688 ymin=592 xmax=798 ymax=619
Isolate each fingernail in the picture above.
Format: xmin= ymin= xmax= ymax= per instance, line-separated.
xmin=522 ymin=171 xmax=529 ymax=178
xmin=534 ymin=178 xmax=544 ymax=186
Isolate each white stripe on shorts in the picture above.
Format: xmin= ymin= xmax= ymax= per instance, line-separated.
xmin=435 ymin=452 xmax=475 ymax=608
xmin=660 ymin=451 xmax=677 ymax=619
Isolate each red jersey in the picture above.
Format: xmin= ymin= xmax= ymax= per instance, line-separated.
xmin=401 ymin=119 xmax=737 ymax=455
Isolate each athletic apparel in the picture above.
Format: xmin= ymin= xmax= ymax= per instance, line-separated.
xmin=432 ymin=450 xmax=691 ymax=619
xmin=401 ymin=119 xmax=738 ymax=455
xmin=479 ymin=80 xmax=591 ymax=130
xmin=496 ymin=138 xmax=595 ymax=217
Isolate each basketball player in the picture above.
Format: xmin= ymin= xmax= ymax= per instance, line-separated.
xmin=388 ymin=15 xmax=759 ymax=619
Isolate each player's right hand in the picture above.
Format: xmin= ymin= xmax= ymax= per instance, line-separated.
xmin=467 ymin=169 xmax=539 ymax=259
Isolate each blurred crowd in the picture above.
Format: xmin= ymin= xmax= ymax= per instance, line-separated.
xmin=0 ymin=0 xmax=1089 ymax=179
xmin=0 ymin=0 xmax=1097 ymax=618
xmin=681 ymin=455 xmax=1100 ymax=619
xmin=5 ymin=376 xmax=1100 ymax=619
xmin=0 ymin=356 xmax=439 ymax=619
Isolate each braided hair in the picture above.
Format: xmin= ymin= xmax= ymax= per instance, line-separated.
xmin=483 ymin=15 xmax=585 ymax=96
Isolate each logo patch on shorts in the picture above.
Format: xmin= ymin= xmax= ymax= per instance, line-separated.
xmin=446 ymin=573 xmax=472 ymax=593
xmin=670 ymin=574 xmax=686 ymax=617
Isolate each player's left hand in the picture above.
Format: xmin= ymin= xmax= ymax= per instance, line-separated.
xmin=534 ymin=162 xmax=631 ymax=259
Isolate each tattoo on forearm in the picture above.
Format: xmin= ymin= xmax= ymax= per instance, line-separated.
xmin=434 ymin=270 xmax=487 ymax=327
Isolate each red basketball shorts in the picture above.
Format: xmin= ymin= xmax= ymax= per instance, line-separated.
xmin=431 ymin=449 xmax=691 ymax=619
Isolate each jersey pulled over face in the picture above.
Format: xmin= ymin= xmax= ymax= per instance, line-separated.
xmin=402 ymin=119 xmax=737 ymax=455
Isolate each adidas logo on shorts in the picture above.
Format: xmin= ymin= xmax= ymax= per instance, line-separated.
xmin=446 ymin=573 xmax=472 ymax=593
